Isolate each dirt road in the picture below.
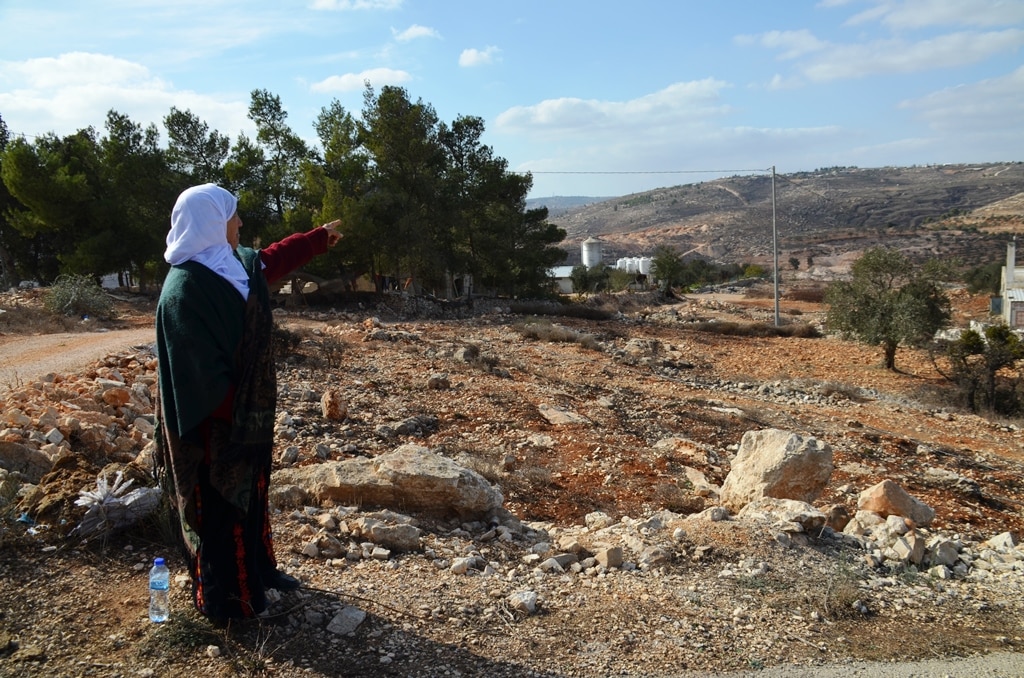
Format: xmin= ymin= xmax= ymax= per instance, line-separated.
xmin=710 ymin=651 xmax=1024 ymax=677
xmin=0 ymin=327 xmax=155 ymax=390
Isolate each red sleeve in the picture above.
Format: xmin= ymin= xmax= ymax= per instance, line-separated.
xmin=259 ymin=227 xmax=330 ymax=285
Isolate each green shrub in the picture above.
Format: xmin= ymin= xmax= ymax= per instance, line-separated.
xmin=43 ymin=274 xmax=114 ymax=319
xmin=272 ymin=325 xmax=303 ymax=360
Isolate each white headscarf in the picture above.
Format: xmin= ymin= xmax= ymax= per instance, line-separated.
xmin=165 ymin=183 xmax=249 ymax=299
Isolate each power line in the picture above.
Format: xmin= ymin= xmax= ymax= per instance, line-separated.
xmin=526 ymin=168 xmax=771 ymax=175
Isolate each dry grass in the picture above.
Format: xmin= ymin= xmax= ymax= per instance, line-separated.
xmin=508 ymin=300 xmax=615 ymax=320
xmin=0 ymin=302 xmax=82 ymax=334
xmin=689 ymin=320 xmax=821 ymax=339
xmin=784 ymin=285 xmax=828 ymax=303
xmin=43 ymin=275 xmax=116 ymax=319
xmin=514 ymin=317 xmax=601 ymax=350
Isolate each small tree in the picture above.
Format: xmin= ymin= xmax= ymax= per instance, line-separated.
xmin=963 ymin=261 xmax=1003 ymax=295
xmin=606 ymin=268 xmax=634 ymax=292
xmin=744 ymin=264 xmax=767 ymax=279
xmin=825 ymin=247 xmax=951 ymax=370
xmin=789 ymin=256 xmax=800 ymax=271
xmin=569 ymin=264 xmax=590 ymax=294
xmin=942 ymin=324 xmax=1024 ymax=413
xmin=651 ymin=245 xmax=684 ymax=293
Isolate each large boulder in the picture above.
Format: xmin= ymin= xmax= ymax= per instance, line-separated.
xmin=857 ymin=479 xmax=935 ymax=527
xmin=272 ymin=443 xmax=503 ymax=519
xmin=720 ymin=429 xmax=832 ymax=511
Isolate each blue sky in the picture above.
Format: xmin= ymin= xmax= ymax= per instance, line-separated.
xmin=1 ymin=0 xmax=1022 ymax=198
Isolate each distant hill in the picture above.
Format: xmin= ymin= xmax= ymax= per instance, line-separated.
xmin=526 ymin=195 xmax=615 ymax=217
xmin=545 ymin=163 xmax=1024 ymax=272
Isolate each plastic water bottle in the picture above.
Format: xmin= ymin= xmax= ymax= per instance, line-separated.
xmin=148 ymin=557 xmax=170 ymax=622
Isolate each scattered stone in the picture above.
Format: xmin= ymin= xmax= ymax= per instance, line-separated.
xmin=537 ymin=403 xmax=591 ymax=426
xmin=320 ymin=388 xmax=348 ymax=421
xmin=507 ymin=590 xmax=538 ymax=614
xmin=327 ymin=606 xmax=367 ymax=635
xmin=858 ymin=479 xmax=935 ymax=527
xmin=595 ymin=546 xmax=623 ymax=568
xmin=426 ymin=373 xmax=450 ymax=390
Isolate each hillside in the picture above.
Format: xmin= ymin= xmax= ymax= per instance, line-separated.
xmin=539 ymin=163 xmax=1024 ymax=272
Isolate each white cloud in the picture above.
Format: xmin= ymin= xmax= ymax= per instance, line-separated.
xmin=495 ymin=79 xmax=733 ymax=138
xmin=458 ymin=46 xmax=500 ymax=67
xmin=0 ymin=52 xmax=251 ymax=139
xmin=800 ymin=30 xmax=1024 ymax=82
xmin=392 ymin=24 xmax=440 ymax=42
xmin=310 ymin=67 xmax=411 ymax=92
xmin=310 ymin=0 xmax=402 ymax=10
xmin=900 ymin=65 xmax=1024 ymax=134
xmin=736 ymin=30 xmax=826 ymax=59
xmin=764 ymin=73 xmax=802 ymax=90
xmin=1 ymin=52 xmax=163 ymax=90
xmin=847 ymin=0 xmax=1024 ymax=29
xmin=749 ymin=2 xmax=1024 ymax=88
xmin=496 ymin=79 xmax=860 ymax=189
xmin=746 ymin=25 xmax=1024 ymax=86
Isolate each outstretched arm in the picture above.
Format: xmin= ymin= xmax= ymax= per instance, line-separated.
xmin=260 ymin=220 xmax=343 ymax=285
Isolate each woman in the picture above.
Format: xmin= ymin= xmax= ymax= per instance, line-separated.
xmin=155 ymin=183 xmax=341 ymax=622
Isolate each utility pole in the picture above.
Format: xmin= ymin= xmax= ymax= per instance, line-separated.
xmin=772 ymin=165 xmax=779 ymax=326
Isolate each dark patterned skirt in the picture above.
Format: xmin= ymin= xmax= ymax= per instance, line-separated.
xmin=167 ymin=418 xmax=279 ymax=621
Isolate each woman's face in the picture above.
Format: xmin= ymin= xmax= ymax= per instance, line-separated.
xmin=226 ymin=212 xmax=242 ymax=249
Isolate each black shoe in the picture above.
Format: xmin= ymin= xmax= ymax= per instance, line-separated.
xmin=206 ymin=615 xmax=229 ymax=629
xmin=262 ymin=569 xmax=301 ymax=591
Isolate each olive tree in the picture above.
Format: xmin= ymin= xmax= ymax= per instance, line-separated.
xmin=941 ymin=324 xmax=1024 ymax=413
xmin=825 ymin=247 xmax=951 ymax=370
xmin=651 ymin=245 xmax=684 ymax=293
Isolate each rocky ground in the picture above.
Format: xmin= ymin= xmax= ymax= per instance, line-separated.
xmin=1 ymin=285 xmax=1024 ymax=677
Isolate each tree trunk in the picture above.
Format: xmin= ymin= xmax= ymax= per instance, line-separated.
xmin=883 ymin=341 xmax=898 ymax=370
xmin=984 ymin=371 xmax=997 ymax=411
xmin=0 ymin=242 xmax=19 ymax=288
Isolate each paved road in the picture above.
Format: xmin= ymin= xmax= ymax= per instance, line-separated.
xmin=0 ymin=327 xmax=155 ymax=389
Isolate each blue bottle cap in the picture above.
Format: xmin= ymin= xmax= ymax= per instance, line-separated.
xmin=154 ymin=557 xmax=165 ymax=566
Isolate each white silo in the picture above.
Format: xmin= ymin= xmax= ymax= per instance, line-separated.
xmin=581 ymin=237 xmax=603 ymax=268
xmin=638 ymin=257 xmax=652 ymax=275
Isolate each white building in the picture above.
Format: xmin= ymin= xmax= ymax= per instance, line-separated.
xmin=550 ymin=265 xmax=576 ymax=294
xmin=999 ymin=238 xmax=1024 ymax=328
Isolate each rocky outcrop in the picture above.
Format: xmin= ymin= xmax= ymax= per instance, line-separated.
xmin=272 ymin=443 xmax=503 ymax=519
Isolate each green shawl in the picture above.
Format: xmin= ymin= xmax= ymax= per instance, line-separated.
xmin=155 ymin=247 xmax=274 ymax=527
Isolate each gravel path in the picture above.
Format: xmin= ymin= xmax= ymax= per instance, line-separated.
xmin=0 ymin=327 xmax=155 ymax=388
